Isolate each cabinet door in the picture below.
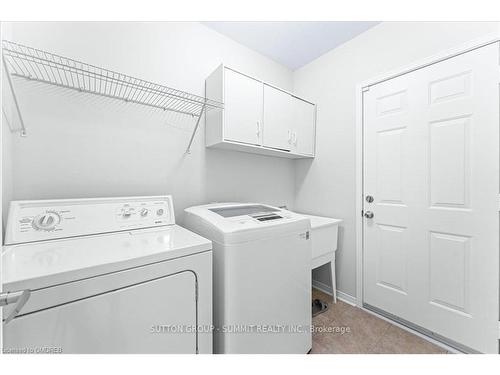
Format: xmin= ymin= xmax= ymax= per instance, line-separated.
xmin=224 ymin=68 xmax=263 ymax=145
xmin=263 ymin=85 xmax=293 ymax=151
xmin=292 ymin=97 xmax=315 ymax=155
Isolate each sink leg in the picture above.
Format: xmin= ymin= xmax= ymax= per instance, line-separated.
xmin=330 ymin=254 xmax=337 ymax=304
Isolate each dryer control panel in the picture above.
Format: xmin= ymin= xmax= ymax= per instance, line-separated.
xmin=4 ymin=196 xmax=175 ymax=245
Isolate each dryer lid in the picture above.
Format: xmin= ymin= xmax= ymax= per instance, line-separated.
xmin=2 ymin=225 xmax=211 ymax=292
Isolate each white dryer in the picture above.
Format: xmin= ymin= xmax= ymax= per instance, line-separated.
xmin=1 ymin=196 xmax=212 ymax=354
xmin=184 ymin=203 xmax=311 ymax=354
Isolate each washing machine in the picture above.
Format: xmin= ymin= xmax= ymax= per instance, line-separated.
xmin=184 ymin=203 xmax=311 ymax=354
xmin=1 ymin=196 xmax=212 ymax=354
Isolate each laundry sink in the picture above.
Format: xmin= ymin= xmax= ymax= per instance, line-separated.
xmin=296 ymin=213 xmax=342 ymax=302
xmin=296 ymin=214 xmax=342 ymax=268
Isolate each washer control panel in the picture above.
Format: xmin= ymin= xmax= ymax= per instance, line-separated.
xmin=116 ymin=201 xmax=171 ymax=223
xmin=5 ymin=196 xmax=175 ymax=245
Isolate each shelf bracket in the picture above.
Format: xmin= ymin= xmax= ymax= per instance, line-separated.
xmin=185 ymin=102 xmax=206 ymax=154
xmin=2 ymin=55 xmax=27 ymax=137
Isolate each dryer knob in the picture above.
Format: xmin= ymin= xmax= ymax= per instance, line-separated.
xmin=32 ymin=212 xmax=61 ymax=231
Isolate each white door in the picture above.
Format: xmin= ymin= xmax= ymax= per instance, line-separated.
xmin=3 ymin=272 xmax=197 ymax=353
xmin=292 ymin=97 xmax=315 ymax=155
xmin=224 ymin=68 xmax=263 ymax=145
xmin=363 ymin=43 xmax=499 ymax=353
xmin=263 ymin=84 xmax=293 ymax=151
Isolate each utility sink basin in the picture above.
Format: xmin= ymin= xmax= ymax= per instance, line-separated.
xmin=299 ymin=214 xmax=342 ymax=269
xmin=295 ymin=213 xmax=342 ymax=302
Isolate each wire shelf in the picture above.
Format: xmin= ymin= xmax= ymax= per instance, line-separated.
xmin=1 ymin=40 xmax=223 ymax=152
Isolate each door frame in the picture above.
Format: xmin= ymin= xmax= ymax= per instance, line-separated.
xmin=355 ymin=31 xmax=500 ymax=307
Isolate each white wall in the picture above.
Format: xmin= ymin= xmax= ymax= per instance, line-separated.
xmin=2 ymin=22 xmax=295 ymax=230
xmin=1 ymin=22 xmax=14 ymax=232
xmin=1 ymin=101 xmax=14 ymax=232
xmin=293 ymin=21 xmax=500 ymax=298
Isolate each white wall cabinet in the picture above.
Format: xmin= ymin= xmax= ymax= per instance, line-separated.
xmin=291 ymin=97 xmax=315 ymax=156
xmin=223 ymin=68 xmax=263 ymax=146
xmin=206 ymin=65 xmax=316 ymax=159
xmin=263 ymin=84 xmax=293 ymax=151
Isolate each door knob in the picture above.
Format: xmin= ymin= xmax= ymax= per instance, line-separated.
xmin=364 ymin=211 xmax=374 ymax=219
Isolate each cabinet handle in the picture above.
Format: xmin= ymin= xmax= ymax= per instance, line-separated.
xmin=288 ymin=129 xmax=292 ymax=144
xmin=256 ymin=121 xmax=261 ymax=137
xmin=292 ymin=131 xmax=297 ymax=145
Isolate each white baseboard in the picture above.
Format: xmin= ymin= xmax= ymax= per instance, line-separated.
xmin=312 ymin=280 xmax=357 ymax=306
xmin=337 ymin=290 xmax=357 ymax=306
xmin=312 ymin=279 xmax=333 ymax=295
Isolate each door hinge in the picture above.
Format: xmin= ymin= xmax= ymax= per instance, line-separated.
xmin=498 ymin=321 xmax=500 ymax=339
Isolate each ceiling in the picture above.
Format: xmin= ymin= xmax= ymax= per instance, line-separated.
xmin=203 ymin=21 xmax=380 ymax=70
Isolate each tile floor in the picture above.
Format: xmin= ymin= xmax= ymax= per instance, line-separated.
xmin=311 ymin=288 xmax=449 ymax=354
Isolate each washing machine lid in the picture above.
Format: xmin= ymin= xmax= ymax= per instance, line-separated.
xmin=208 ymin=204 xmax=278 ymax=218
xmin=2 ymin=225 xmax=211 ymax=292
xmin=184 ymin=203 xmax=310 ymax=244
